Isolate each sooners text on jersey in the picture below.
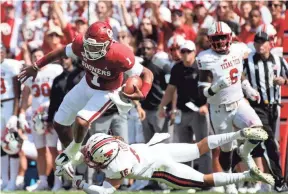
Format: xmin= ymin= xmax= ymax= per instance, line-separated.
xmin=70 ymin=34 xmax=135 ymax=90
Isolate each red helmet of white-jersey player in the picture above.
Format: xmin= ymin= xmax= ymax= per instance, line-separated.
xmin=81 ymin=133 xmax=119 ymax=169
xmin=83 ymin=21 xmax=113 ymax=60
xmin=207 ymin=22 xmax=232 ymax=54
xmin=1 ymin=130 xmax=22 ymax=155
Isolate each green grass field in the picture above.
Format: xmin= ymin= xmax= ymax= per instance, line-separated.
xmin=1 ymin=191 xmax=278 ymax=194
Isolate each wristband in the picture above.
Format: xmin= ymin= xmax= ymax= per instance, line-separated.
xmin=141 ymin=81 xmax=152 ymax=98
xmin=203 ymin=87 xmax=215 ymax=98
xmin=35 ymin=57 xmax=47 ymax=68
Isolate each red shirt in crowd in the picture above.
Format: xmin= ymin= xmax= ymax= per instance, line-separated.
xmin=238 ymin=24 xmax=257 ymax=44
xmin=161 ymin=21 xmax=196 ymax=51
xmin=272 ymin=18 xmax=284 ymax=46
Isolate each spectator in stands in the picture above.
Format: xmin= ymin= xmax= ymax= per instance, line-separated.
xmin=240 ymin=2 xmax=253 ymax=25
xmin=239 ymin=8 xmax=263 ymax=44
xmin=216 ymin=1 xmax=240 ymax=35
xmin=251 ymin=1 xmax=272 ymax=24
xmin=43 ymin=26 xmax=64 ymax=54
xmin=195 ymin=28 xmax=210 ymax=54
xmin=268 ymin=0 xmax=284 ymax=46
xmin=94 ymin=0 xmax=121 ymax=40
xmin=193 ymin=2 xmax=215 ymax=33
xmin=121 ymin=2 xmax=161 ymax=51
xmin=152 ymin=3 xmax=196 ymax=52
xmin=1 ymin=2 xmax=22 ymax=58
xmin=117 ymin=26 xmax=134 ymax=52
xmin=53 ymin=2 xmax=88 ymax=43
xmin=182 ymin=2 xmax=194 ymax=26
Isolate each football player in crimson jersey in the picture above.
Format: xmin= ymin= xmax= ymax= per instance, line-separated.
xmin=68 ymin=130 xmax=273 ymax=194
xmin=197 ymin=22 xmax=272 ymax=193
xmin=18 ymin=21 xmax=153 ymax=178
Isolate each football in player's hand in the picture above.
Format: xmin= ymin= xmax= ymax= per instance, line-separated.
xmin=123 ymin=76 xmax=143 ymax=94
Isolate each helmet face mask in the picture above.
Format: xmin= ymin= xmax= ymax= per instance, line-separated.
xmin=83 ymin=37 xmax=110 ymax=60
xmin=208 ymin=33 xmax=232 ymax=54
xmin=82 ymin=134 xmax=119 ymax=169
xmin=208 ymin=22 xmax=232 ymax=54
xmin=83 ymin=21 xmax=113 ymax=60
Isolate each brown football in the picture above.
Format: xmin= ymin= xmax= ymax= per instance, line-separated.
xmin=123 ymin=76 xmax=143 ymax=94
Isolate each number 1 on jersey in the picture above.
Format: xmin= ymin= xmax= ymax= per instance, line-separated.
xmin=91 ymin=74 xmax=100 ymax=87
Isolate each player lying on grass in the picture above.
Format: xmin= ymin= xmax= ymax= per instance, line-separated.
xmin=57 ymin=128 xmax=274 ymax=194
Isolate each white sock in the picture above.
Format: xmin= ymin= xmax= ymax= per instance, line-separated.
xmin=208 ymin=131 xmax=242 ymax=149
xmin=39 ymin=175 xmax=47 ymax=183
xmin=242 ymin=140 xmax=259 ymax=157
xmin=16 ymin=175 xmax=24 ymax=186
xmin=65 ymin=140 xmax=82 ymax=157
xmin=54 ymin=175 xmax=62 ymax=186
xmin=1 ymin=155 xmax=9 ymax=184
xmin=213 ymin=171 xmax=251 ymax=186
xmin=9 ymin=157 xmax=20 ymax=183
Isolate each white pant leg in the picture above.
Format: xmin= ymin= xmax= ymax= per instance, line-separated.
xmin=77 ymin=90 xmax=113 ymax=123
xmin=1 ymin=101 xmax=13 ymax=134
xmin=22 ymin=139 xmax=37 ymax=160
xmin=151 ymin=143 xmax=200 ymax=163
xmin=151 ymin=160 xmax=205 ymax=189
xmin=209 ymin=104 xmax=235 ymax=151
xmin=54 ymin=77 xmax=92 ymax=126
xmin=46 ymin=129 xmax=58 ymax=148
xmin=32 ymin=130 xmax=45 ymax=149
xmin=233 ymin=99 xmax=263 ymax=129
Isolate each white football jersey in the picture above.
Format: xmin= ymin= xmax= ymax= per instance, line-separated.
xmin=0 ymin=59 xmax=23 ymax=100
xmin=197 ymin=44 xmax=245 ymax=105
xmin=25 ymin=64 xmax=63 ymax=111
xmin=101 ymin=141 xmax=158 ymax=180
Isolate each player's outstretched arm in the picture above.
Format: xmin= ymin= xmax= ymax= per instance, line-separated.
xmin=74 ymin=176 xmax=120 ymax=194
xmin=18 ymin=47 xmax=67 ymax=83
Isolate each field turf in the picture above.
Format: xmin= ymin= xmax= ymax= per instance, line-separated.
xmin=1 ymin=191 xmax=278 ymax=194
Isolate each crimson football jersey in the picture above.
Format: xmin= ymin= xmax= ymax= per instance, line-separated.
xmin=67 ymin=34 xmax=136 ymax=90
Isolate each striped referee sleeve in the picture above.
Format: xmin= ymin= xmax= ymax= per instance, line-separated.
xmin=280 ymin=57 xmax=288 ymax=79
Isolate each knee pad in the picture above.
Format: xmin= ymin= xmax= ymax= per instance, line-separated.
xmin=219 ymin=150 xmax=233 ymax=171
xmin=1 ymin=147 xmax=8 ymax=156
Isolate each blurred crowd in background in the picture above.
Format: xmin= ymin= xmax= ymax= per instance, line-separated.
xmin=0 ymin=0 xmax=287 ymax=193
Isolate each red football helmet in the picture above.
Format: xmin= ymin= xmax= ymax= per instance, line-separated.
xmin=207 ymin=22 xmax=232 ymax=54
xmin=83 ymin=21 xmax=113 ymax=60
